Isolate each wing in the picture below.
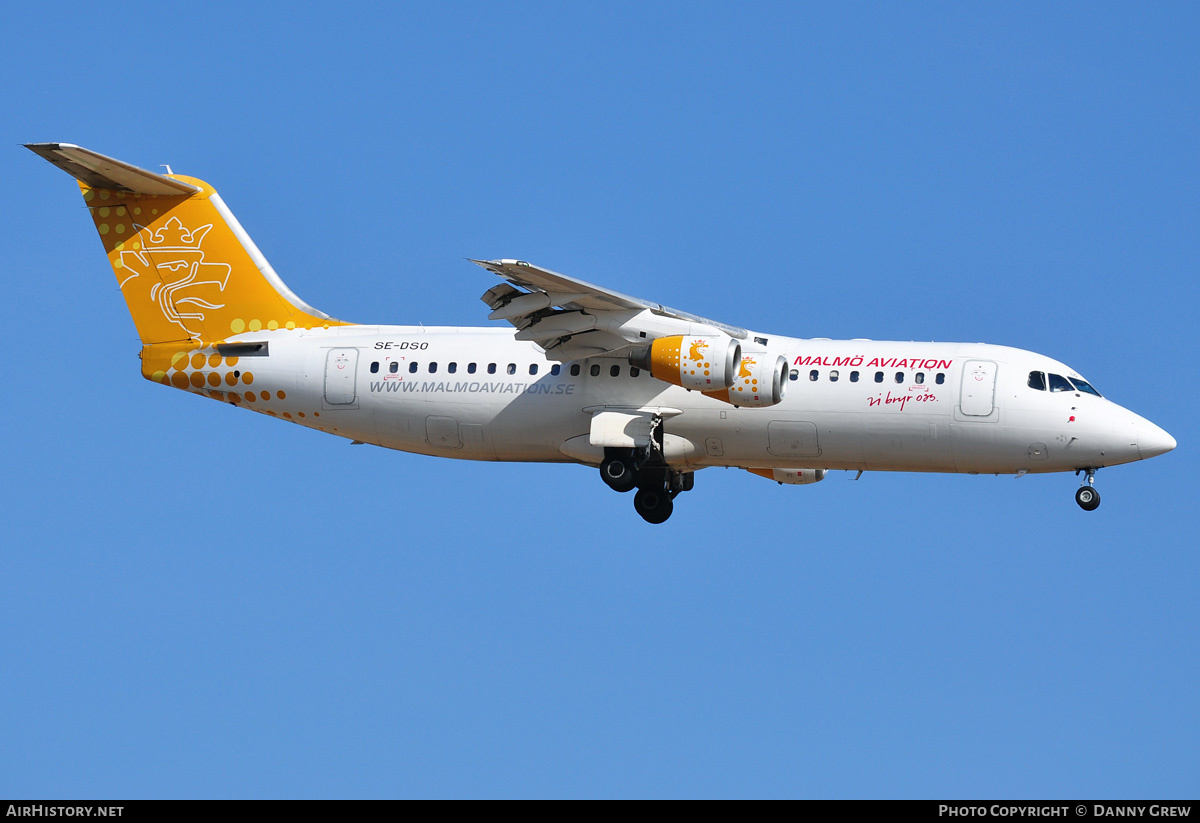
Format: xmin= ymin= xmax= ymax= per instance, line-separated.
xmin=473 ymin=259 xmax=747 ymax=360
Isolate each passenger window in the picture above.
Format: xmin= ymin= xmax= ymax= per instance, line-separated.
xmin=610 ymin=364 xmax=621 ymax=377
xmin=829 ymin=370 xmax=839 ymax=382
xmin=809 ymin=370 xmax=819 ymax=381
xmin=487 ymin=363 xmax=497 ymax=374
xmin=467 ymin=362 xmax=477 ymax=374
xmin=370 ymin=362 xmax=379 ymax=374
xmin=1028 ymin=371 xmax=1046 ymax=391
xmin=590 ymin=365 xmax=601 ymax=377
xmin=550 ymin=364 xmax=561 ymax=376
xmin=1069 ymin=378 xmax=1101 ymax=397
xmin=630 ymin=367 xmax=640 ymax=377
xmin=408 ymin=362 xmax=418 ymax=373
xmin=570 ymin=364 xmax=581 ymax=377
xmin=850 ymin=371 xmax=859 ymax=382
xmin=448 ymin=362 xmax=457 ymax=374
xmin=875 ymin=371 xmax=884 ymax=383
xmin=506 ymin=363 xmax=516 ymax=375
xmin=915 ymin=372 xmax=924 ymax=384
xmin=935 ymin=372 xmax=945 ymax=385
xmin=789 ymin=369 xmax=799 ymax=381
xmin=1049 ymin=373 xmax=1073 ymax=392
xmin=428 ymin=362 xmax=437 ymax=373
xmin=894 ymin=372 xmax=904 ymax=383
xmin=529 ymin=364 xmax=538 ymax=375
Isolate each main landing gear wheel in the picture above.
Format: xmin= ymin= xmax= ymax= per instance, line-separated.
xmin=600 ymin=456 xmax=637 ymax=493
xmin=634 ymin=487 xmax=674 ymax=524
xmin=1075 ymin=485 xmax=1101 ymax=511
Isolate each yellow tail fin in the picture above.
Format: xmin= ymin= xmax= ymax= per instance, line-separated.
xmin=28 ymin=143 xmax=344 ymax=345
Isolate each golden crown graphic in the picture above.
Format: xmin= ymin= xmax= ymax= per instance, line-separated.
xmin=138 ymin=216 xmax=214 ymax=251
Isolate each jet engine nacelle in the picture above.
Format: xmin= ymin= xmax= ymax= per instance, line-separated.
xmin=704 ymin=352 xmax=788 ymax=407
xmin=747 ymin=468 xmax=826 ymax=485
xmin=630 ymin=334 xmax=741 ymax=392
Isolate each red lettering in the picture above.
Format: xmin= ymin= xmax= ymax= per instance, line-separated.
xmin=866 ymin=390 xmax=939 ymax=411
xmin=811 ymin=355 xmax=954 ymax=371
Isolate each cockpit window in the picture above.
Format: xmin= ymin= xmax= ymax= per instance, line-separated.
xmin=1069 ymin=377 xmax=1102 ymax=397
xmin=1028 ymin=371 xmax=1046 ymax=391
xmin=1048 ymin=373 xmax=1073 ymax=392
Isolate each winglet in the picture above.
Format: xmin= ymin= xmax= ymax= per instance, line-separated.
xmin=24 ymin=143 xmax=200 ymax=196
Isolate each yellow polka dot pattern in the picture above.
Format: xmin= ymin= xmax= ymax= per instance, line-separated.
xmin=702 ymin=353 xmax=782 ymax=408
xmin=141 ymin=343 xmax=322 ymax=424
xmin=647 ymin=335 xmax=728 ymax=393
xmin=732 ymin=356 xmax=758 ymax=396
xmin=229 ymin=318 xmax=326 ymax=335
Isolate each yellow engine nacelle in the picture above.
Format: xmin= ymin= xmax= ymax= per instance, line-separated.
xmin=631 ymin=335 xmax=741 ymax=392
xmin=705 ymin=352 xmax=788 ymax=407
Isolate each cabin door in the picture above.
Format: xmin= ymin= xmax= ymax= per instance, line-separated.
xmin=324 ymin=348 xmax=359 ymax=405
xmin=959 ymin=360 xmax=997 ymax=417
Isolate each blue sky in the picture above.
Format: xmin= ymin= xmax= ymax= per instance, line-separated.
xmin=3 ymin=1 xmax=1196 ymax=798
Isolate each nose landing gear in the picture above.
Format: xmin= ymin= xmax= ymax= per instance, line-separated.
xmin=1075 ymin=469 xmax=1101 ymax=511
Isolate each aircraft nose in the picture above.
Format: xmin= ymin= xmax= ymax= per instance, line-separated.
xmin=1137 ymin=421 xmax=1177 ymax=460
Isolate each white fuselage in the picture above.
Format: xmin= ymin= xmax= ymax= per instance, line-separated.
xmin=203 ymin=325 xmax=1172 ymax=477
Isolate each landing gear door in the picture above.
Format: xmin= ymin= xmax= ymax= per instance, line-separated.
xmin=959 ymin=360 xmax=997 ymax=417
xmin=324 ymin=348 xmax=359 ymax=407
xmin=589 ymin=409 xmax=655 ymax=449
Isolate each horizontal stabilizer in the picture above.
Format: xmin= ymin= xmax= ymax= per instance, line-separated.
xmin=25 ymin=143 xmax=199 ymax=196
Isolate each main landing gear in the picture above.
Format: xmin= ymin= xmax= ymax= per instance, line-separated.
xmin=1075 ymin=468 xmax=1101 ymax=512
xmin=598 ymin=417 xmax=693 ymax=524
xmin=632 ymin=465 xmax=693 ymax=524
xmin=600 ymin=449 xmax=638 ymax=493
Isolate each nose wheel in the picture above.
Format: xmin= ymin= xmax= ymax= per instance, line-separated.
xmin=1075 ymin=469 xmax=1101 ymax=511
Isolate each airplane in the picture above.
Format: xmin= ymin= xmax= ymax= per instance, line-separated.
xmin=27 ymin=142 xmax=1176 ymax=524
